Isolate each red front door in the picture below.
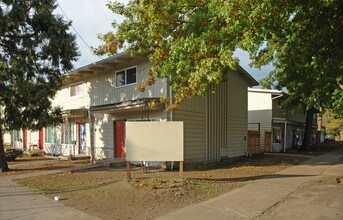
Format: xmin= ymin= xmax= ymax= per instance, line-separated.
xmin=23 ymin=128 xmax=28 ymax=150
xmin=115 ymin=121 xmax=125 ymax=158
xmin=39 ymin=128 xmax=44 ymax=150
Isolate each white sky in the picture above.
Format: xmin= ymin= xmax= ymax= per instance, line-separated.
xmin=56 ymin=0 xmax=272 ymax=82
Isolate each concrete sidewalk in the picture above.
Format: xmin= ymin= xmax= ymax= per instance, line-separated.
xmin=157 ymin=147 xmax=343 ymax=220
xmin=0 ymin=149 xmax=342 ymax=220
xmin=0 ymin=165 xmax=102 ymax=220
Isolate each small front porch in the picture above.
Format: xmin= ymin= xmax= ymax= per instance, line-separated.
xmin=272 ymin=117 xmax=305 ymax=152
xmin=88 ymin=98 xmax=166 ymax=161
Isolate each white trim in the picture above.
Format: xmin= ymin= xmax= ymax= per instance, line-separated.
xmin=248 ymin=88 xmax=282 ymax=95
xmin=114 ymin=66 xmax=137 ymax=88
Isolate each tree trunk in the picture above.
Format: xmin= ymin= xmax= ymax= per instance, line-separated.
xmin=0 ymin=120 xmax=9 ymax=172
xmin=315 ymin=107 xmax=323 ymax=151
xmin=302 ymin=108 xmax=314 ymax=152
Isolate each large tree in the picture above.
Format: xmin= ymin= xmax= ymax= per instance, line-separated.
xmin=98 ymin=0 xmax=342 ymax=106
xmin=96 ymin=0 xmax=256 ymax=110
xmin=98 ymin=0 xmax=342 ymax=149
xmin=0 ymin=0 xmax=79 ymax=171
xmin=255 ymin=0 xmax=342 ymax=150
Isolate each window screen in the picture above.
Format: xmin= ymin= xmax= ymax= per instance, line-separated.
xmin=116 ymin=71 xmax=125 ymax=87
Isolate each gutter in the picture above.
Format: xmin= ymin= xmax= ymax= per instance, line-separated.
xmin=271 ymin=93 xmax=283 ymax=100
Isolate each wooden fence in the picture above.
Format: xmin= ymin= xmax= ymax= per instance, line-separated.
xmin=248 ymin=130 xmax=260 ymax=155
xmin=264 ymin=131 xmax=272 ymax=152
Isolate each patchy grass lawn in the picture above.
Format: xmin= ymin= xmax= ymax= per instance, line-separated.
xmin=14 ymin=154 xmax=308 ymax=220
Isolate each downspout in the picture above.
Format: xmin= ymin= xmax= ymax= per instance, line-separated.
xmin=73 ymin=115 xmax=75 ymax=156
xmin=284 ymin=121 xmax=287 ymax=152
xmin=271 ymin=119 xmax=273 ymax=153
xmin=206 ymin=95 xmax=208 ymax=162
xmin=169 ymin=76 xmax=174 ymax=170
xmin=169 ymin=76 xmax=173 ymax=122
xmin=88 ymin=110 xmax=94 ymax=164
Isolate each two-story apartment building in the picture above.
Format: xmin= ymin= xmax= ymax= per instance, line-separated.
xmin=1 ymin=105 xmax=41 ymax=150
xmin=248 ymin=88 xmax=312 ymax=153
xmin=7 ymin=53 xmax=258 ymax=163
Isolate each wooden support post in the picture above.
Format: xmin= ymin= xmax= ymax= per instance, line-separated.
xmin=179 ymin=161 xmax=184 ymax=179
xmin=126 ymin=161 xmax=131 ymax=181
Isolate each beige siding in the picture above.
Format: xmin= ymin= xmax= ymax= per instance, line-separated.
xmin=174 ymin=70 xmax=250 ymax=163
xmin=207 ymin=80 xmax=227 ymax=162
xmin=227 ymin=117 xmax=248 ymax=157
xmin=248 ymin=92 xmax=272 ymax=111
xmin=248 ymin=92 xmax=273 ymax=123
xmin=173 ymin=97 xmax=206 ymax=163
xmin=173 ymin=70 xmax=250 ymax=163
xmin=94 ymin=114 xmax=114 ymax=159
xmin=248 ymin=91 xmax=273 ymax=151
xmin=52 ymin=61 xmax=167 ymax=111
xmin=88 ymin=61 xmax=167 ymax=107
xmin=52 ymin=83 xmax=89 ymax=110
xmin=226 ymin=71 xmax=249 ymax=157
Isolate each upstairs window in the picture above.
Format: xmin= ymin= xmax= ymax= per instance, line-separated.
xmin=115 ymin=67 xmax=137 ymax=87
xmin=70 ymin=83 xmax=83 ymax=97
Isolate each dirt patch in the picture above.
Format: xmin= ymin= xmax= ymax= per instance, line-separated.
xmin=0 ymin=154 xmax=91 ymax=176
xmin=15 ymin=154 xmax=308 ymax=220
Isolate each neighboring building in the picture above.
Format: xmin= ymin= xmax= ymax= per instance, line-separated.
xmin=248 ymin=88 xmax=313 ymax=152
xmin=2 ymin=129 xmax=41 ymax=150
xmin=10 ymin=53 xmax=258 ymax=163
xmin=1 ymin=106 xmax=42 ymax=150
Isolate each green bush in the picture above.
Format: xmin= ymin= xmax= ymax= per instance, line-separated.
xmin=5 ymin=148 xmax=24 ymax=161
xmin=30 ymin=149 xmax=41 ymax=157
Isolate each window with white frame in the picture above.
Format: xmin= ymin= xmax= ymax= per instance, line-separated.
xmin=45 ymin=124 xmax=74 ymax=145
xmin=45 ymin=126 xmax=54 ymax=143
xmin=115 ymin=67 xmax=137 ymax=87
xmin=70 ymin=83 xmax=83 ymax=97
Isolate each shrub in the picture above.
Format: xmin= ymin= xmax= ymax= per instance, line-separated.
xmin=5 ymin=148 xmax=24 ymax=161
xmin=30 ymin=149 xmax=41 ymax=157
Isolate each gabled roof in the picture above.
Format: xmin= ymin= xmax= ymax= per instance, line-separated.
xmin=237 ymin=66 xmax=259 ymax=87
xmin=63 ymin=53 xmax=147 ymax=85
xmin=64 ymin=52 xmax=259 ymax=86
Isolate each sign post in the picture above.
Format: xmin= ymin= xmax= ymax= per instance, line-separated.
xmin=126 ymin=161 xmax=131 ymax=181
